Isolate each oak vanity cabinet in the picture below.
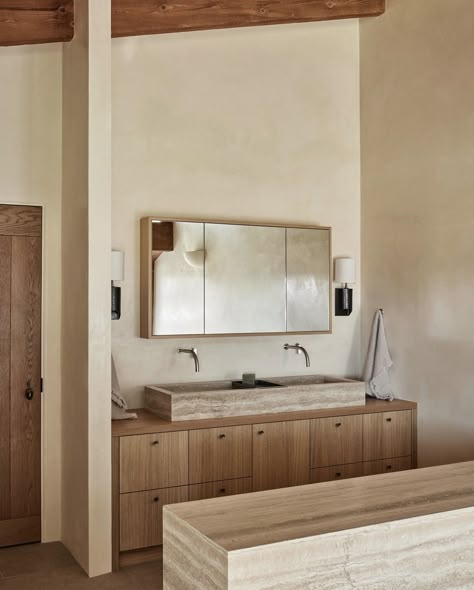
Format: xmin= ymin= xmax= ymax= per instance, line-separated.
xmin=113 ymin=400 xmax=417 ymax=568
xmin=252 ymin=421 xmax=310 ymax=491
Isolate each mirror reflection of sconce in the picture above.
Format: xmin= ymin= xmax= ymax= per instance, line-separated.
xmin=183 ymin=249 xmax=206 ymax=269
xmin=112 ymin=250 xmax=125 ymax=320
xmin=334 ymin=257 xmax=355 ymax=316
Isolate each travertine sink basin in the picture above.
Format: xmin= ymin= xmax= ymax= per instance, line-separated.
xmin=145 ymin=375 xmax=365 ymax=421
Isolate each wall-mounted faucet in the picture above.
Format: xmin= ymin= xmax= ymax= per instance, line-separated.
xmin=177 ymin=347 xmax=200 ymax=373
xmin=284 ymin=343 xmax=311 ymax=368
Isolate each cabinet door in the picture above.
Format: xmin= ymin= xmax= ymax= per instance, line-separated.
xmin=120 ymin=485 xmax=188 ymax=551
xmin=189 ymin=426 xmax=251 ymax=484
xmin=363 ymin=410 xmax=412 ymax=461
xmin=120 ymin=431 xmax=188 ymax=493
xmin=189 ymin=477 xmax=252 ymax=501
xmin=363 ymin=456 xmax=412 ymax=477
xmin=311 ymin=415 xmax=363 ymax=468
xmin=311 ymin=462 xmax=364 ymax=484
xmin=253 ymin=420 xmax=310 ymax=492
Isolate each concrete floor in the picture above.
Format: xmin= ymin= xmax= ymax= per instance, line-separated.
xmin=0 ymin=543 xmax=163 ymax=589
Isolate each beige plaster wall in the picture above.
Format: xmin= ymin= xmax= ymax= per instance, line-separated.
xmin=0 ymin=44 xmax=62 ymax=542
xmin=111 ymin=20 xmax=362 ymax=406
xmin=360 ymin=0 xmax=474 ymax=466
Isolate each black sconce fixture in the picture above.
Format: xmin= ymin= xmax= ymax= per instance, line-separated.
xmin=334 ymin=257 xmax=355 ymax=316
xmin=111 ymin=250 xmax=124 ymax=320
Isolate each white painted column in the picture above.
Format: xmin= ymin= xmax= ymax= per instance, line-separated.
xmin=62 ymin=0 xmax=112 ymax=577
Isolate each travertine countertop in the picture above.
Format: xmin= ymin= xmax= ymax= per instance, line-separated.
xmin=165 ymin=461 xmax=474 ymax=552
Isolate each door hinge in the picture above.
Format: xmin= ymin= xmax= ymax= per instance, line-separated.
xmin=41 ymin=378 xmax=44 ymax=393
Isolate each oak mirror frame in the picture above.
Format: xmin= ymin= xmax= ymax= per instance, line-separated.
xmin=140 ymin=217 xmax=332 ymax=339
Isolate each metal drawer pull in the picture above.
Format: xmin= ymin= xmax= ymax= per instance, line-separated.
xmin=153 ymin=497 xmax=160 ymax=503
xmin=219 ymin=434 xmax=226 ymax=439
xmin=257 ymin=430 xmax=264 ymax=435
xmin=152 ymin=440 xmax=159 ymax=446
xmin=335 ymin=422 xmax=342 ymax=427
xmin=386 ymin=418 xmax=392 ymax=422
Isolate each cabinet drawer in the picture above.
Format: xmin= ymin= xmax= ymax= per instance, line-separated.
xmin=120 ymin=485 xmax=188 ymax=551
xmin=363 ymin=456 xmax=412 ymax=476
xmin=363 ymin=410 xmax=412 ymax=461
xmin=189 ymin=477 xmax=252 ymax=501
xmin=253 ymin=420 xmax=310 ymax=492
xmin=311 ymin=415 xmax=363 ymax=468
xmin=189 ymin=426 xmax=251 ymax=484
xmin=311 ymin=462 xmax=365 ymax=484
xmin=120 ymin=431 xmax=188 ymax=493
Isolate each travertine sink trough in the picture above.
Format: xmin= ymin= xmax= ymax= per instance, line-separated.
xmin=145 ymin=375 xmax=365 ymax=421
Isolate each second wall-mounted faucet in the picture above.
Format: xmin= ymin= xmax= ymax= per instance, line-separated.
xmin=177 ymin=347 xmax=200 ymax=372
xmin=284 ymin=343 xmax=311 ymax=368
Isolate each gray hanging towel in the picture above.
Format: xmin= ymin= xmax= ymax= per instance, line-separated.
xmin=112 ymin=355 xmax=137 ymax=420
xmin=363 ymin=310 xmax=394 ymax=401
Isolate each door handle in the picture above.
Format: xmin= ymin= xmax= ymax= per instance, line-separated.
xmin=25 ymin=381 xmax=34 ymax=401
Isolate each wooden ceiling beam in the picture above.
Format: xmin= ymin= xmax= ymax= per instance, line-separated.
xmin=0 ymin=0 xmax=74 ymax=46
xmin=112 ymin=0 xmax=385 ymax=38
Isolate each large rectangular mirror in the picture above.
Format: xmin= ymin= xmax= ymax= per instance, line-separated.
xmin=140 ymin=217 xmax=331 ymax=338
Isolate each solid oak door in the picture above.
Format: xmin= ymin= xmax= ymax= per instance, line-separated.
xmin=252 ymin=420 xmax=310 ymax=492
xmin=0 ymin=205 xmax=42 ymax=547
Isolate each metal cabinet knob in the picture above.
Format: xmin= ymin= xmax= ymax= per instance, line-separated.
xmin=219 ymin=488 xmax=226 ymax=494
xmin=386 ymin=465 xmax=392 ymax=470
xmin=219 ymin=434 xmax=226 ymax=439
xmin=335 ymin=472 xmax=342 ymax=477
xmin=257 ymin=430 xmax=265 ymax=435
xmin=386 ymin=418 xmax=392 ymax=422
xmin=335 ymin=422 xmax=342 ymax=428
xmin=153 ymin=497 xmax=160 ymax=503
xmin=152 ymin=440 xmax=159 ymax=446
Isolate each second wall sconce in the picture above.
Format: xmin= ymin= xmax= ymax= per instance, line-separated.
xmin=112 ymin=250 xmax=125 ymax=320
xmin=334 ymin=257 xmax=355 ymax=316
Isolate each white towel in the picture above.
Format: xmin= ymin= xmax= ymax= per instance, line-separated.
xmin=363 ymin=310 xmax=394 ymax=401
xmin=112 ymin=355 xmax=137 ymax=420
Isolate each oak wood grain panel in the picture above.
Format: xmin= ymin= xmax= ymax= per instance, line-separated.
xmin=0 ymin=236 xmax=11 ymax=522
xmin=0 ymin=515 xmax=41 ymax=548
xmin=120 ymin=431 xmax=188 ymax=493
xmin=363 ymin=410 xmax=412 ymax=462
xmin=112 ymin=0 xmax=385 ymax=38
xmin=119 ymin=545 xmax=163 ymax=568
xmin=253 ymin=420 xmax=310 ymax=492
xmin=112 ymin=437 xmax=120 ymax=571
xmin=311 ymin=462 xmax=364 ymax=484
xmin=10 ymin=236 xmax=42 ymax=520
xmin=0 ymin=1 xmax=74 ymax=47
xmin=0 ymin=205 xmax=41 ymax=236
xmin=412 ymin=408 xmax=418 ymax=469
xmin=113 ymin=399 xmax=417 ymax=437
xmin=140 ymin=217 xmax=152 ymax=338
xmin=363 ymin=456 xmax=413 ymax=476
xmin=189 ymin=425 xmax=251 ymax=484
xmin=120 ymin=485 xmax=188 ymax=551
xmin=189 ymin=477 xmax=252 ymax=502
xmin=311 ymin=414 xmax=362 ymax=468
xmin=166 ymin=461 xmax=474 ymax=552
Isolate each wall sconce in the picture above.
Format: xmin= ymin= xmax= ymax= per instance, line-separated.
xmin=334 ymin=257 xmax=355 ymax=316
xmin=111 ymin=250 xmax=125 ymax=320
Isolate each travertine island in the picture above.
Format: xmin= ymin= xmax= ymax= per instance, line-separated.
xmin=163 ymin=461 xmax=474 ymax=589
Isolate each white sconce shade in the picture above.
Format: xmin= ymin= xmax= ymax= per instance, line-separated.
xmin=335 ymin=258 xmax=356 ymax=285
xmin=112 ymin=250 xmax=125 ymax=282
